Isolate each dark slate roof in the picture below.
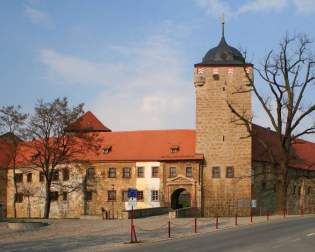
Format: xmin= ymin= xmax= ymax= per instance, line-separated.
xmin=200 ymin=36 xmax=245 ymax=65
xmin=196 ymin=22 xmax=247 ymax=66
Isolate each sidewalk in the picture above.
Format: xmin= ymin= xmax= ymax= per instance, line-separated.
xmin=0 ymin=214 xmax=311 ymax=252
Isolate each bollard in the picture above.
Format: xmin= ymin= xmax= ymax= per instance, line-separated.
xmin=301 ymin=207 xmax=304 ymax=216
xmin=267 ymin=212 xmax=270 ymax=222
xmin=250 ymin=209 xmax=253 ymax=224
xmin=235 ymin=214 xmax=238 ymax=226
xmin=215 ymin=215 xmax=219 ymax=229
xmin=168 ymin=220 xmax=171 ymax=238
xmin=194 ymin=218 xmax=197 ymax=233
xmin=283 ymin=208 xmax=286 ymax=218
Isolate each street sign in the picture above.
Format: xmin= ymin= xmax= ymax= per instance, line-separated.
xmin=128 ymin=188 xmax=137 ymax=199
xmin=251 ymin=200 xmax=257 ymax=208
xmin=128 ymin=197 xmax=137 ymax=209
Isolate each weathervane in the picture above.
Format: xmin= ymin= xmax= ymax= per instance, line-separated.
xmin=221 ymin=13 xmax=225 ymax=38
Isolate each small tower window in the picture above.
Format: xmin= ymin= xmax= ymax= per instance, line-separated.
xmin=212 ymin=167 xmax=221 ymax=178
xmin=212 ymin=68 xmax=220 ymax=80
xmin=226 ymin=166 xmax=234 ymax=178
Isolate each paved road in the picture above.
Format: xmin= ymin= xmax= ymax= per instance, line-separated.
xmin=113 ymin=216 xmax=315 ymax=252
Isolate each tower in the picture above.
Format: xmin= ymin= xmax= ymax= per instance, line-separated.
xmin=194 ymin=19 xmax=253 ymax=216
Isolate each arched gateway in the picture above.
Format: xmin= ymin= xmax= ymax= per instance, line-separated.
xmin=171 ymin=188 xmax=191 ymax=209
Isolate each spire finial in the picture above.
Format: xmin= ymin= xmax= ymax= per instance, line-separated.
xmin=221 ymin=13 xmax=225 ymax=38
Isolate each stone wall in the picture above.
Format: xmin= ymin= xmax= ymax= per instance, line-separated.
xmin=6 ymin=164 xmax=85 ymax=218
xmin=194 ymin=66 xmax=253 ymax=216
xmin=252 ymin=161 xmax=315 ymax=215
xmin=6 ymin=160 xmax=202 ymax=218
xmin=161 ymin=161 xmax=201 ymax=209
xmin=0 ymin=168 xmax=7 ymax=218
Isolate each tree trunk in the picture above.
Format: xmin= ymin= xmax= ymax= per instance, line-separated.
xmin=43 ymin=182 xmax=51 ymax=218
xmin=13 ymin=162 xmax=17 ymax=218
xmin=276 ymin=161 xmax=289 ymax=214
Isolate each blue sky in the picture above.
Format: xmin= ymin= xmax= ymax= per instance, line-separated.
xmin=0 ymin=0 xmax=315 ymax=136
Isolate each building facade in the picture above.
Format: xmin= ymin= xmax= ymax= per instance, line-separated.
xmin=2 ymin=24 xmax=315 ymax=218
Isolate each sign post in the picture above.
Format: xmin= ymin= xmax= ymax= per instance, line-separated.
xmin=128 ymin=188 xmax=138 ymax=243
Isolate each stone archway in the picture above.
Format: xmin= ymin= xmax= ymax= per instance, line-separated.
xmin=171 ymin=188 xmax=191 ymax=209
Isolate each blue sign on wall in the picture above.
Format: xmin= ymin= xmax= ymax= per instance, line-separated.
xmin=128 ymin=188 xmax=137 ymax=198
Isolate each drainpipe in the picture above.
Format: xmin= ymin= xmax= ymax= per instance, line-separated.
xmin=199 ymin=159 xmax=205 ymax=217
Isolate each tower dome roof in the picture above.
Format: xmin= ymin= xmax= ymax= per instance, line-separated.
xmin=198 ymin=18 xmax=246 ymax=66
xmin=201 ymin=36 xmax=245 ymax=65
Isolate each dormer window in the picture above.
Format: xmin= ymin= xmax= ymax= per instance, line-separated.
xmin=103 ymin=145 xmax=112 ymax=154
xmin=170 ymin=145 xmax=180 ymax=153
xmin=32 ymin=152 xmax=41 ymax=161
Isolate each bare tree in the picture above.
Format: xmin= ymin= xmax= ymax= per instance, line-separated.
xmin=24 ymin=97 xmax=99 ymax=218
xmin=21 ymin=183 xmax=36 ymax=218
xmin=0 ymin=105 xmax=28 ymax=218
xmin=228 ymin=34 xmax=315 ymax=213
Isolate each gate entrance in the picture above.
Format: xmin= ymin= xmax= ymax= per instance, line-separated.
xmin=171 ymin=188 xmax=191 ymax=209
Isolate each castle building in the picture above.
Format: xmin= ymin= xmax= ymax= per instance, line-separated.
xmin=2 ymin=23 xmax=315 ymax=218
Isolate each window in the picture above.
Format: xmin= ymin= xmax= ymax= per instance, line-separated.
xmin=85 ymin=191 xmax=92 ymax=201
xmin=123 ymin=167 xmax=131 ymax=178
xmin=261 ymin=181 xmax=266 ymax=191
xmin=52 ymin=170 xmax=59 ymax=181
xmin=108 ymin=168 xmax=116 ymax=178
xmin=213 ymin=74 xmax=220 ymax=81
xmin=27 ymin=173 xmax=32 ymax=183
xmin=14 ymin=173 xmax=23 ymax=183
xmin=226 ymin=166 xmax=234 ymax=178
xmin=307 ymin=187 xmax=312 ymax=195
xmin=292 ymin=185 xmax=296 ymax=195
xmin=169 ymin=167 xmax=176 ymax=177
xmin=137 ymin=191 xmax=144 ymax=201
xmin=62 ymin=191 xmax=68 ymax=201
xmin=186 ymin=167 xmax=193 ymax=177
xmin=122 ymin=191 xmax=128 ymax=202
xmin=86 ymin=167 xmax=95 ymax=179
xmin=15 ymin=193 xmax=23 ymax=203
xmin=151 ymin=190 xmax=159 ymax=201
xmin=170 ymin=145 xmax=180 ymax=153
xmin=212 ymin=167 xmax=220 ymax=178
xmin=108 ymin=190 xmax=116 ymax=201
xmin=39 ymin=172 xmax=45 ymax=182
xmin=137 ymin=167 xmax=144 ymax=178
xmin=31 ymin=152 xmax=40 ymax=161
xmin=50 ymin=191 xmax=59 ymax=201
xmin=103 ymin=145 xmax=112 ymax=154
xmin=63 ymin=168 xmax=69 ymax=181
xmin=152 ymin=167 xmax=159 ymax=178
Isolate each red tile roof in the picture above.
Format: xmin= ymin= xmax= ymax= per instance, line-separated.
xmin=4 ymin=111 xmax=314 ymax=170
xmin=79 ymin=129 xmax=202 ymax=162
xmin=12 ymin=129 xmax=202 ymax=167
xmin=252 ymin=124 xmax=315 ymax=171
xmin=66 ymin=111 xmax=111 ymax=132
